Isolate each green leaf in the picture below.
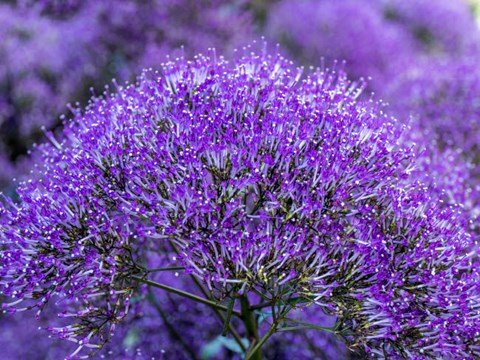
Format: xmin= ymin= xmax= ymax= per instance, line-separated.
xmin=201 ymin=335 xmax=249 ymax=359
xmin=218 ymin=335 xmax=249 ymax=354
xmin=254 ymin=310 xmax=273 ymax=324
xmin=284 ymin=296 xmax=311 ymax=306
xmin=123 ymin=328 xmax=140 ymax=348
xmin=129 ymin=295 xmax=143 ymax=305
xmin=201 ymin=336 xmax=223 ymax=359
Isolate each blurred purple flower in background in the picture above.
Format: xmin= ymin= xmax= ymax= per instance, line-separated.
xmin=265 ymin=0 xmax=480 ymax=92
xmin=384 ymin=54 xmax=480 ymax=233
xmin=0 ymin=2 xmax=99 ymax=188
xmin=383 ymin=0 xmax=479 ymax=55
xmin=387 ymin=55 xmax=480 ymax=157
xmin=265 ymin=0 xmax=413 ymax=91
xmin=265 ymin=0 xmax=480 ymax=240
xmin=0 ymin=0 xmax=254 ymax=191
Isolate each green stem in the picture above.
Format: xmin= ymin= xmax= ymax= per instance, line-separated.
xmin=189 ymin=276 xmax=247 ymax=353
xmin=249 ymin=301 xmax=273 ymax=311
xmin=249 ymin=296 xmax=307 ymax=311
xmin=166 ymin=242 xmax=247 ymax=352
xmin=222 ymin=296 xmax=236 ymax=336
xmin=241 ymin=296 xmax=261 ymax=360
xmin=131 ymin=275 xmax=241 ymax=317
xmin=245 ymin=323 xmax=276 ymax=360
xmin=277 ymin=326 xmax=310 ymax=332
xmin=147 ymin=266 xmax=185 ymax=273
xmin=283 ymin=318 xmax=338 ymax=333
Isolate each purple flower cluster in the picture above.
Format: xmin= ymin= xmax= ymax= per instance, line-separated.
xmin=2 ymin=50 xmax=480 ymax=359
xmin=2 ymin=0 xmax=480 ymax=358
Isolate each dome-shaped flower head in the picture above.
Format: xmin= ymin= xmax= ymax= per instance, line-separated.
xmin=1 ymin=49 xmax=479 ymax=359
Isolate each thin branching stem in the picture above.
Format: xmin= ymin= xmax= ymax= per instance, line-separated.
xmin=283 ymin=318 xmax=337 ymax=333
xmin=189 ymin=276 xmax=247 ymax=353
xmin=244 ymin=322 xmax=277 ymax=360
xmin=167 ymin=241 xmax=247 ymax=351
xmin=249 ymin=295 xmax=307 ymax=311
xmin=249 ymin=301 xmax=274 ymax=311
xmin=131 ymin=275 xmax=241 ymax=317
xmin=241 ymin=295 xmax=261 ymax=360
xmin=222 ymin=296 xmax=236 ymax=336
xmin=146 ymin=266 xmax=185 ymax=273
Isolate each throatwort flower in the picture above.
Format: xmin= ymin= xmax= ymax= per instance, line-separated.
xmin=1 ymin=49 xmax=479 ymax=359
